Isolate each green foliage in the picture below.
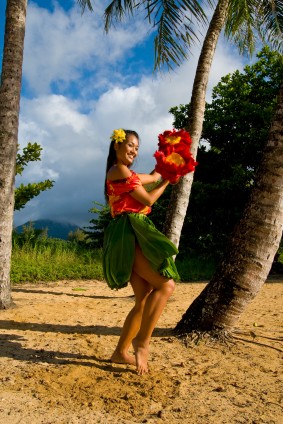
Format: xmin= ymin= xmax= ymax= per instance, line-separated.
xmin=68 ymin=228 xmax=88 ymax=243
xmin=16 ymin=142 xmax=41 ymax=175
xmin=149 ymin=184 xmax=172 ymax=232
xmin=15 ymin=142 xmax=54 ymax=210
xmin=169 ymin=104 xmax=191 ymax=130
xmin=175 ymin=255 xmax=217 ymax=281
xmin=11 ymin=225 xmax=104 ymax=284
xmin=15 ymin=181 xmax=54 ymax=211
xmin=271 ymin=238 xmax=283 ymax=274
xmin=203 ymin=46 xmax=283 ymax=171
xmin=13 ymin=221 xmax=48 ymax=246
xmin=225 ymin=1 xmax=283 ymax=55
xmin=84 ymin=202 xmax=112 ymax=248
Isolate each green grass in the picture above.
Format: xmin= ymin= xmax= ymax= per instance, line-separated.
xmin=176 ymin=255 xmax=216 ymax=282
xmin=11 ymin=238 xmax=104 ymax=284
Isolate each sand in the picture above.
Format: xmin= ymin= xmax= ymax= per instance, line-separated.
xmin=0 ymin=279 xmax=282 ymax=424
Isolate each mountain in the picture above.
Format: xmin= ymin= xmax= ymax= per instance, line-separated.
xmin=15 ymin=219 xmax=79 ymax=240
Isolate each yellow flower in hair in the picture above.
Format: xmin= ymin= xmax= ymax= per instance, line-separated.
xmin=111 ymin=129 xmax=126 ymax=143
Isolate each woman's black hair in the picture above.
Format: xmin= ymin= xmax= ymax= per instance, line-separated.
xmin=104 ymin=129 xmax=139 ymax=203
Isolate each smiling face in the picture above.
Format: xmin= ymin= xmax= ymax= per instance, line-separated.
xmin=115 ymin=134 xmax=139 ymax=166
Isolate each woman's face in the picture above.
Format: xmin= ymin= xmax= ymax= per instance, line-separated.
xmin=115 ymin=134 xmax=139 ymax=166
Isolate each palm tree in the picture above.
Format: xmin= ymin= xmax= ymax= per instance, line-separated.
xmin=163 ymin=0 xmax=230 ymax=245
xmin=0 ymin=0 xmax=28 ymax=309
xmin=175 ymin=81 xmax=283 ymax=337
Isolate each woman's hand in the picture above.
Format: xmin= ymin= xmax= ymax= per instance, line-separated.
xmin=150 ymin=170 xmax=162 ymax=183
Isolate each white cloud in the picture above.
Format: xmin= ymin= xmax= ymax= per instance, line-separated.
xmin=23 ymin=1 xmax=153 ymax=96
xmin=14 ymin=0 xmax=249 ymax=228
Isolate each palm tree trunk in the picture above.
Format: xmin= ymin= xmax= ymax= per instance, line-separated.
xmin=175 ymin=82 xmax=283 ymax=336
xmin=163 ymin=0 xmax=229 ymax=246
xmin=0 ymin=0 xmax=27 ymax=309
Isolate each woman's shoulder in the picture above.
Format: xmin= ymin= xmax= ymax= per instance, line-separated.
xmin=107 ymin=165 xmax=133 ymax=181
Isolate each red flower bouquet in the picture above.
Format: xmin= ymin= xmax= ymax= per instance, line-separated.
xmin=154 ymin=129 xmax=198 ymax=184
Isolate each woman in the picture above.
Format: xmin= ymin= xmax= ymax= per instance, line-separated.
xmin=103 ymin=128 xmax=180 ymax=375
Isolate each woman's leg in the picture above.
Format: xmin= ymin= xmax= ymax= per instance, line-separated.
xmin=111 ymin=271 xmax=152 ymax=365
xmin=132 ymin=245 xmax=175 ymax=375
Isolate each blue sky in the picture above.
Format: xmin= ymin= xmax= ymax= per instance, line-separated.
xmin=1 ymin=0 xmax=254 ymax=228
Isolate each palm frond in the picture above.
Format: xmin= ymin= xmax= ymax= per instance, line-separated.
xmin=225 ymin=0 xmax=257 ymax=55
xmin=256 ymin=0 xmax=283 ymax=53
xmin=104 ymin=1 xmax=140 ymax=31
xmin=77 ymin=0 xmax=94 ymax=13
xmin=225 ymin=0 xmax=283 ymax=55
xmin=104 ymin=0 xmax=211 ymax=70
xmin=153 ymin=0 xmax=203 ymax=70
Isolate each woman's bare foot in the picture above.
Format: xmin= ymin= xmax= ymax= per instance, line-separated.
xmin=110 ymin=350 xmax=136 ymax=365
xmin=132 ymin=338 xmax=149 ymax=375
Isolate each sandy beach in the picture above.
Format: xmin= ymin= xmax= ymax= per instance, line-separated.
xmin=0 ymin=279 xmax=282 ymax=423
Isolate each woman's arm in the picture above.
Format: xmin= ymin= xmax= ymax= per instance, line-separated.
xmin=137 ymin=170 xmax=161 ymax=185
xmin=130 ymin=179 xmax=169 ymax=207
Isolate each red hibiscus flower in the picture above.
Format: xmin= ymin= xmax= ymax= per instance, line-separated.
xmin=154 ymin=129 xmax=197 ymax=184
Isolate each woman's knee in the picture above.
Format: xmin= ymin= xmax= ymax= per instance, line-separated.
xmin=169 ymin=279 xmax=176 ymax=295
xmin=163 ymin=279 xmax=175 ymax=297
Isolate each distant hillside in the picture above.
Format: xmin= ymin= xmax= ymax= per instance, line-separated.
xmin=15 ymin=219 xmax=79 ymax=240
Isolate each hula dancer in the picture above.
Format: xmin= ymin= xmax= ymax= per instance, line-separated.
xmin=103 ymin=128 xmax=180 ymax=375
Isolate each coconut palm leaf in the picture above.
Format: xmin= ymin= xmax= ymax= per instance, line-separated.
xmin=256 ymin=0 xmax=283 ymax=53
xmin=104 ymin=0 xmax=212 ymax=70
xmin=225 ymin=0 xmax=283 ymax=55
xmin=77 ymin=0 xmax=94 ymax=13
xmin=104 ymin=0 xmax=140 ymax=27
xmin=225 ymin=0 xmax=257 ymax=54
xmin=149 ymin=0 xmax=208 ymax=70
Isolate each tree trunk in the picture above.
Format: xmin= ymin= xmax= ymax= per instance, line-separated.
xmin=0 ymin=0 xmax=27 ymax=309
xmin=175 ymin=83 xmax=283 ymax=336
xmin=163 ymin=0 xmax=229 ymax=247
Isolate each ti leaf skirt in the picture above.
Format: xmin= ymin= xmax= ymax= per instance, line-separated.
xmin=103 ymin=213 xmax=180 ymax=290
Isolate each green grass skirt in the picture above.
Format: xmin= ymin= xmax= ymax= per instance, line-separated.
xmin=103 ymin=213 xmax=180 ymax=290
